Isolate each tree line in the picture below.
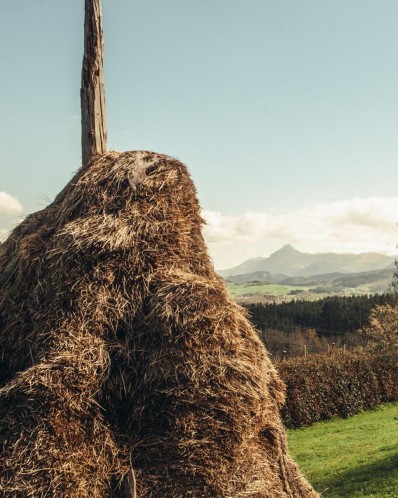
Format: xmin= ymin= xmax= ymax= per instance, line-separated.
xmin=243 ymin=293 xmax=397 ymax=337
xmin=242 ymin=293 xmax=398 ymax=357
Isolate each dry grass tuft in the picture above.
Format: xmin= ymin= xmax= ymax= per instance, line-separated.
xmin=0 ymin=151 xmax=318 ymax=497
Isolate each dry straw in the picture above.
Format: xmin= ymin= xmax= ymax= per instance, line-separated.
xmin=0 ymin=151 xmax=318 ymax=497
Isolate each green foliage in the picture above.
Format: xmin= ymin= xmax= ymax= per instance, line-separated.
xmin=287 ymin=403 xmax=398 ymax=497
xmin=360 ymin=305 xmax=398 ymax=353
xmin=277 ymin=350 xmax=398 ymax=428
xmin=245 ymin=293 xmax=398 ymax=337
xmin=391 ymin=259 xmax=398 ymax=294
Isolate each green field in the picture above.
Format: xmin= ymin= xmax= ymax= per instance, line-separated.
xmin=226 ymin=282 xmax=311 ymax=299
xmin=226 ymin=281 xmax=383 ymax=303
xmin=287 ymin=403 xmax=398 ymax=497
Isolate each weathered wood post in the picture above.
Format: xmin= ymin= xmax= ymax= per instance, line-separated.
xmin=81 ymin=0 xmax=107 ymax=167
xmin=81 ymin=4 xmax=137 ymax=496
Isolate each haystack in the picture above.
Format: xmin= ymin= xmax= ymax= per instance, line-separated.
xmin=0 ymin=151 xmax=318 ymax=497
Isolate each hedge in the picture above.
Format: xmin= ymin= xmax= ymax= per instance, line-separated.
xmin=276 ymin=350 xmax=398 ymax=428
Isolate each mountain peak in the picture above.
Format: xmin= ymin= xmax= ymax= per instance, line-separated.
xmin=219 ymin=245 xmax=395 ymax=278
xmin=270 ymin=244 xmax=302 ymax=258
xmin=279 ymin=244 xmax=297 ymax=252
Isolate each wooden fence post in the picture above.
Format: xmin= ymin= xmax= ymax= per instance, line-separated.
xmin=81 ymin=0 xmax=107 ymax=167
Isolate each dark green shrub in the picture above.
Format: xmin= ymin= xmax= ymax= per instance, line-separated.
xmin=277 ymin=350 xmax=398 ymax=428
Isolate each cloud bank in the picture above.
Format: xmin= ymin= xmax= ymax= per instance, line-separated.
xmin=0 ymin=194 xmax=396 ymax=270
xmin=0 ymin=192 xmax=23 ymax=241
xmin=0 ymin=192 xmax=23 ymax=216
xmin=203 ymin=197 xmax=398 ymax=270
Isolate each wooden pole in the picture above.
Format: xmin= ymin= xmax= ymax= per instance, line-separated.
xmin=81 ymin=0 xmax=107 ymax=168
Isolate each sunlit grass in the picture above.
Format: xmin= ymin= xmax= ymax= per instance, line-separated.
xmin=287 ymin=403 xmax=398 ymax=497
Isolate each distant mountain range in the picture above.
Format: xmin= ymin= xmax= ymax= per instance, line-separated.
xmin=219 ymin=245 xmax=396 ymax=294
xmin=219 ymin=245 xmax=395 ymax=278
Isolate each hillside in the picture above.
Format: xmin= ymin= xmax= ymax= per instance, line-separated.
xmin=220 ymin=244 xmax=395 ymax=278
xmin=220 ymin=245 xmax=396 ymax=301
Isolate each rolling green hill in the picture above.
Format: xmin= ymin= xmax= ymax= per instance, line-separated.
xmin=221 ymin=245 xmax=396 ymax=301
xmin=220 ymin=244 xmax=395 ymax=278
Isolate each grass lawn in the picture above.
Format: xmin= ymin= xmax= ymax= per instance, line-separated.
xmin=287 ymin=403 xmax=398 ymax=497
xmin=226 ymin=282 xmax=310 ymax=298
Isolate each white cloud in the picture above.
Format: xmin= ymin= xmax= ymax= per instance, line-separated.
xmin=0 ymin=192 xmax=23 ymax=215
xmin=202 ymin=197 xmax=398 ymax=270
xmin=0 ymin=192 xmax=23 ymax=242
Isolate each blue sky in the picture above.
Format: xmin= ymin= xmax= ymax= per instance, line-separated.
xmin=1 ymin=0 xmax=398 ymax=269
